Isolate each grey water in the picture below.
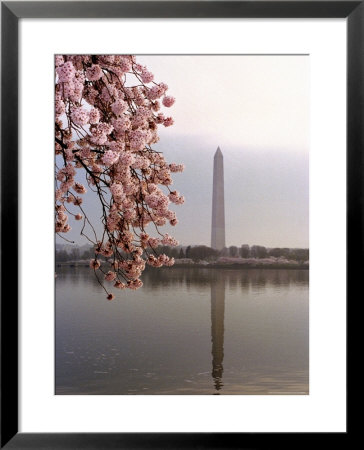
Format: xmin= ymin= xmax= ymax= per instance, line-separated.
xmin=56 ymin=267 xmax=309 ymax=395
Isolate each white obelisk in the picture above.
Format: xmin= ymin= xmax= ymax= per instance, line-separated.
xmin=211 ymin=147 xmax=226 ymax=250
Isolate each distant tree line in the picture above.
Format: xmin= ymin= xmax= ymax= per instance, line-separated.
xmin=182 ymin=245 xmax=308 ymax=262
xmin=56 ymin=244 xmax=309 ymax=263
xmin=56 ymin=246 xmax=102 ymax=262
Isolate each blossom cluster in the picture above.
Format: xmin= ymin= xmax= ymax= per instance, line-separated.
xmin=55 ymin=55 xmax=184 ymax=299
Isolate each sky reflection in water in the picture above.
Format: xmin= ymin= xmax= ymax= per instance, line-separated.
xmin=56 ymin=267 xmax=309 ymax=395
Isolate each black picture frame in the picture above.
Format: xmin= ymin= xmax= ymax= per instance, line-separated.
xmin=1 ymin=1 xmax=357 ymax=448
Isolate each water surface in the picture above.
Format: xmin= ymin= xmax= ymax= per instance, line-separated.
xmin=56 ymin=267 xmax=309 ymax=395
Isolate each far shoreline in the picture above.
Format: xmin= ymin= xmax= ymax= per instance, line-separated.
xmin=56 ymin=261 xmax=309 ymax=270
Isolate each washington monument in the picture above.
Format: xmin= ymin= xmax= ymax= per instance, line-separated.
xmin=211 ymin=147 xmax=226 ymax=250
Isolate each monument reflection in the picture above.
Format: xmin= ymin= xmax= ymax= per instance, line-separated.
xmin=210 ymin=276 xmax=225 ymax=392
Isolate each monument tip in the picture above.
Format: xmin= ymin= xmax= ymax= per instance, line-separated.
xmin=215 ymin=146 xmax=223 ymax=157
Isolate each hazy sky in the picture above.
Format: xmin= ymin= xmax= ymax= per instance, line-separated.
xmin=57 ymin=55 xmax=309 ymax=249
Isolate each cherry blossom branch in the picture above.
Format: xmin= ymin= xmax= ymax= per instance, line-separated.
xmin=55 ymin=55 xmax=184 ymax=300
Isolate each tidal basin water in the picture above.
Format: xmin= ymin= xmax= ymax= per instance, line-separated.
xmin=56 ymin=267 xmax=309 ymax=395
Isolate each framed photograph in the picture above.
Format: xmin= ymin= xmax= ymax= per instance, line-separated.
xmin=1 ymin=1 xmax=356 ymax=448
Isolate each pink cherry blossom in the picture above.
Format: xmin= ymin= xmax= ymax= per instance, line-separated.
xmin=56 ymin=61 xmax=75 ymax=82
xmin=140 ymin=70 xmax=154 ymax=84
xmin=163 ymin=117 xmax=174 ymax=127
xmin=89 ymin=259 xmax=101 ymax=269
xmin=162 ymin=96 xmax=175 ymax=107
xmin=86 ymin=64 xmax=103 ymax=81
xmin=89 ymin=108 xmax=100 ymax=124
xmin=102 ymin=150 xmax=119 ymax=166
xmin=111 ymin=99 xmax=128 ymax=116
xmin=71 ymin=107 xmax=89 ymax=126
xmin=105 ymin=271 xmax=117 ymax=281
